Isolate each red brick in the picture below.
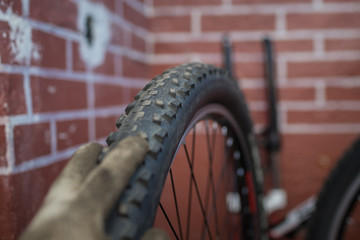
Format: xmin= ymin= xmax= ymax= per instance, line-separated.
xmin=14 ymin=122 xmax=51 ymax=164
xmin=325 ymin=38 xmax=360 ymax=51
xmin=234 ymin=41 xmax=263 ymax=53
xmin=111 ymin=24 xmax=124 ymax=46
xmin=151 ymin=16 xmax=191 ymax=32
xmin=105 ymin=0 xmax=115 ymax=12
xmin=95 ymin=116 xmax=118 ymax=139
xmin=31 ymin=76 xmax=87 ymax=113
xmin=0 ymin=160 xmax=68 ymax=239
xmin=132 ymin=34 xmax=146 ymax=53
xmin=0 ymin=74 xmax=26 ymax=116
xmin=32 ymin=30 xmax=66 ymax=69
xmin=30 ymin=0 xmax=77 ymax=30
xmin=235 ymin=61 xmax=264 ymax=78
xmin=287 ymin=13 xmax=360 ymax=30
xmin=288 ymin=110 xmax=360 ymax=123
xmin=116 ymin=85 xmax=141 ymax=104
xmin=243 ymin=88 xmax=266 ymax=102
xmin=149 ymin=64 xmax=178 ymax=78
xmin=72 ymin=41 xmax=86 ymax=72
xmin=129 ymin=86 xmax=143 ymax=100
xmin=0 ymin=175 xmax=13 ymax=239
xmin=57 ymin=119 xmax=89 ymax=151
xmin=123 ymin=2 xmax=148 ymax=29
xmin=244 ymin=87 xmax=315 ymax=102
xmin=234 ymin=0 xmax=311 ymax=3
xmin=123 ymin=56 xmax=149 ymax=78
xmin=275 ymin=39 xmax=313 ymax=52
xmin=92 ymin=0 xmax=115 ymax=11
xmin=153 ymin=0 xmax=221 ymax=6
xmin=0 ymin=125 xmax=7 ymax=167
xmin=0 ymin=21 xmax=16 ymax=65
xmin=281 ymin=133 xmax=358 ymax=210
xmin=327 ymin=86 xmax=360 ymax=101
xmin=288 ymin=60 xmax=360 ymax=78
xmin=94 ymin=83 xmax=124 ymax=107
xmin=154 ymin=39 xmax=313 ymax=54
xmin=202 ymin=14 xmax=275 ymax=32
xmin=324 ymin=0 xmax=359 ymax=2
xmin=250 ymin=110 xmax=267 ymax=125
xmin=113 ymin=55 xmax=122 ymax=77
xmin=279 ymin=87 xmax=315 ymax=101
xmin=94 ymin=52 xmax=115 ymax=75
xmin=0 ymin=0 xmax=22 ymax=15
xmin=155 ymin=41 xmax=220 ymax=54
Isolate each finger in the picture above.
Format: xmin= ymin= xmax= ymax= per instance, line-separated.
xmin=77 ymin=136 xmax=148 ymax=215
xmin=45 ymin=142 xmax=103 ymax=202
xmin=141 ymin=228 xmax=170 ymax=240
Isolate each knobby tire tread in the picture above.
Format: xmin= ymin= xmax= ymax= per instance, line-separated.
xmin=102 ymin=63 xmax=266 ymax=240
xmin=307 ymin=135 xmax=360 ymax=240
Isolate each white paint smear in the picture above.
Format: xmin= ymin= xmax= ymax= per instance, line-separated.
xmin=77 ymin=1 xmax=111 ymax=68
xmin=0 ymin=5 xmax=41 ymax=64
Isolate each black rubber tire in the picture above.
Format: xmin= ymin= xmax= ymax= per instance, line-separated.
xmin=307 ymin=135 xmax=360 ymax=240
xmin=102 ymin=63 xmax=267 ymax=240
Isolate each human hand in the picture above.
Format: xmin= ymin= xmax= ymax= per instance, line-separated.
xmin=20 ymin=136 xmax=169 ymax=240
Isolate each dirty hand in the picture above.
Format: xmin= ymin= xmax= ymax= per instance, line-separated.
xmin=20 ymin=136 xmax=169 ymax=240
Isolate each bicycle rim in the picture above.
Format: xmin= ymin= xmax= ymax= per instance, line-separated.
xmin=307 ymin=136 xmax=360 ymax=240
xmin=153 ymin=104 xmax=260 ymax=239
xmin=329 ymin=174 xmax=360 ymax=240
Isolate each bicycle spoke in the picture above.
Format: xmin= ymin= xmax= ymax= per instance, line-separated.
xmin=157 ymin=122 xmax=244 ymax=240
xmin=200 ymin=121 xmax=219 ymax=239
xmin=215 ymin=142 xmax=231 ymax=197
xmin=159 ymin=202 xmax=180 ymax=240
xmin=170 ymin=169 xmax=184 ymax=240
xmin=211 ymin=122 xmax=217 ymax=157
xmin=210 ymin=122 xmax=220 ymax=237
xmin=184 ymin=148 xmax=194 ymax=240
xmin=200 ymin=140 xmax=213 ymax=238
xmin=228 ymin=172 xmax=236 ymax=239
xmin=184 ymin=140 xmax=213 ymax=240
xmin=185 ymin=127 xmax=196 ymax=240
xmin=215 ymin=140 xmax=234 ymax=239
xmin=220 ymin=205 xmax=230 ymax=240
xmin=205 ymin=120 xmax=220 ymax=237
xmin=200 ymin=179 xmax=212 ymax=240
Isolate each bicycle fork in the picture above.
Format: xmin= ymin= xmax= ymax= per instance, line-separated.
xmin=222 ymin=36 xmax=287 ymax=215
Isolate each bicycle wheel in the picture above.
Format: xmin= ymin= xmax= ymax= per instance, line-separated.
xmin=102 ymin=63 xmax=267 ymax=239
xmin=307 ymin=136 xmax=360 ymax=240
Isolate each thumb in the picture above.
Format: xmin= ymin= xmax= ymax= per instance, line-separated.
xmin=141 ymin=228 xmax=170 ymax=240
xmin=77 ymin=136 xmax=148 ymax=215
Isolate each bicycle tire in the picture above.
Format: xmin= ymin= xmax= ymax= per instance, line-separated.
xmin=307 ymin=135 xmax=360 ymax=240
xmin=101 ymin=63 xmax=267 ymax=239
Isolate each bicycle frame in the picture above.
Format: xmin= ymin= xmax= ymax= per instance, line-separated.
xmin=221 ymin=36 xmax=317 ymax=239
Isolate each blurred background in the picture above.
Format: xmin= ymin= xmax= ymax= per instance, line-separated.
xmin=0 ymin=0 xmax=359 ymax=239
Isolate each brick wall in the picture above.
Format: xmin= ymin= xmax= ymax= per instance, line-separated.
xmin=0 ymin=0 xmax=149 ymax=239
xmin=148 ymin=0 xmax=360 ymax=220
xmin=0 ymin=0 xmax=359 ymax=239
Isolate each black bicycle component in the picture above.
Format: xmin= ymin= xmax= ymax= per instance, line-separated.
xmin=263 ymin=38 xmax=281 ymax=153
xmin=307 ymin=136 xmax=360 ymax=240
xmin=222 ymin=35 xmax=234 ymax=79
xmin=269 ymin=197 xmax=316 ymax=238
xmin=262 ymin=38 xmax=282 ymax=188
